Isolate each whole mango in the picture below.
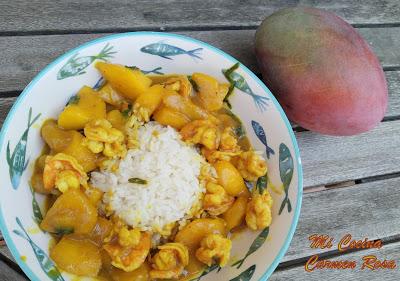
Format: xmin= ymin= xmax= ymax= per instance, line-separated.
xmin=255 ymin=7 xmax=387 ymax=135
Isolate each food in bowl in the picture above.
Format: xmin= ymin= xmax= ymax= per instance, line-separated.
xmin=30 ymin=61 xmax=273 ymax=280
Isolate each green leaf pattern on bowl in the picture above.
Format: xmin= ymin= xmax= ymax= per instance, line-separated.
xmin=6 ymin=107 xmax=41 ymax=190
xmin=29 ymin=184 xmax=43 ymax=225
xmin=229 ymin=264 xmax=256 ymax=281
xmin=57 ymin=43 xmax=116 ymax=80
xmin=232 ymin=227 xmax=270 ymax=269
xmin=13 ymin=217 xmax=65 ymax=281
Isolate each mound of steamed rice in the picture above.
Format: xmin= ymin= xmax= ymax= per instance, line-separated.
xmin=90 ymin=122 xmax=205 ymax=232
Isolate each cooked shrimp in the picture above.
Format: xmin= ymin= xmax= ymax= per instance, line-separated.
xmin=220 ymin=127 xmax=240 ymax=152
xmin=163 ymin=75 xmax=192 ymax=98
xmin=103 ymin=230 xmax=151 ymax=272
xmin=43 ymin=153 xmax=88 ymax=192
xmin=84 ymin=119 xmax=126 ymax=158
xmin=180 ymin=119 xmax=220 ymax=150
xmin=245 ymin=190 xmax=273 ymax=230
xmin=236 ymin=151 xmax=267 ymax=181
xmin=150 ymin=243 xmax=189 ymax=279
xmin=195 ymin=234 xmax=232 ymax=267
xmin=203 ymin=182 xmax=234 ymax=216
xmin=202 ymin=148 xmax=241 ymax=164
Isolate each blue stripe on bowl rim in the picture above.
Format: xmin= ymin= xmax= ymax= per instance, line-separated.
xmin=0 ymin=31 xmax=303 ymax=281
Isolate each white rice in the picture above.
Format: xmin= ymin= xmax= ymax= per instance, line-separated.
xmin=91 ymin=122 xmax=205 ymax=232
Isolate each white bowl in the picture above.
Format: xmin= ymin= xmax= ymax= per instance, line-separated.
xmin=0 ymin=32 xmax=302 ymax=281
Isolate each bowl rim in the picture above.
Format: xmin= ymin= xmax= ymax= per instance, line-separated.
xmin=0 ymin=31 xmax=303 ymax=281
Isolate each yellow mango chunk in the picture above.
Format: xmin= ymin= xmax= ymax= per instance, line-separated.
xmin=41 ymin=120 xmax=97 ymax=172
xmin=89 ymin=217 xmax=113 ymax=246
xmin=40 ymin=189 xmax=97 ymax=234
xmin=108 ymin=262 xmax=150 ymax=281
xmin=50 ymin=236 xmax=101 ymax=277
xmin=192 ymin=73 xmax=229 ymax=111
xmin=58 ymin=86 xmax=106 ymax=130
xmin=175 ymin=218 xmax=227 ymax=251
xmin=162 ymin=92 xmax=209 ymax=121
xmin=135 ymin=84 xmax=164 ymax=116
xmin=96 ymin=62 xmax=152 ymax=100
xmin=222 ymin=196 xmax=248 ymax=230
xmin=214 ymin=161 xmax=248 ymax=196
xmin=153 ymin=106 xmax=191 ymax=130
xmin=106 ymin=110 xmax=126 ymax=131
xmin=97 ymin=82 xmax=127 ymax=108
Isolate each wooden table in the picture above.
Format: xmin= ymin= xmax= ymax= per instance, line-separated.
xmin=0 ymin=1 xmax=399 ymax=280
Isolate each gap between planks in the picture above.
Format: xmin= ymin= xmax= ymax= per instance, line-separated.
xmin=1 ymin=0 xmax=400 ymax=35
xmin=304 ymin=170 xmax=400 ymax=194
xmin=1 ymin=22 xmax=400 ymax=37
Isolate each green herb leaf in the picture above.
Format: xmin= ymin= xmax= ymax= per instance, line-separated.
xmin=233 ymin=125 xmax=245 ymax=139
xmin=121 ymin=104 xmax=132 ymax=118
xmin=125 ymin=65 xmax=140 ymax=71
xmin=188 ymin=75 xmax=199 ymax=92
xmin=256 ymin=173 xmax=268 ymax=194
xmin=129 ymin=178 xmax=147 ymax=184
xmin=54 ymin=227 xmax=74 ymax=235
xmin=222 ymin=62 xmax=240 ymax=106
xmin=67 ymin=95 xmax=79 ymax=105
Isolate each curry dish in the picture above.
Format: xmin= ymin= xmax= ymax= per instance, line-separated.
xmin=31 ymin=62 xmax=273 ymax=280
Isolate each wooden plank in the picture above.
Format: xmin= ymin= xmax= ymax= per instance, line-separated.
xmin=0 ymin=97 xmax=15 ymax=127
xmin=272 ymin=241 xmax=400 ymax=280
xmin=386 ymin=71 xmax=400 ymax=118
xmin=282 ymin=177 xmax=400 ymax=262
xmin=0 ymin=246 xmax=15 ymax=263
xmin=298 ymin=120 xmax=400 ymax=188
xmin=358 ymin=28 xmax=400 ymax=70
xmin=0 ymin=27 xmax=399 ymax=96
xmin=0 ymin=258 xmax=26 ymax=281
xmin=1 ymin=0 xmax=400 ymax=34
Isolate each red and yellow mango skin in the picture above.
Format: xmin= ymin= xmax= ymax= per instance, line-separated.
xmin=255 ymin=7 xmax=387 ymax=135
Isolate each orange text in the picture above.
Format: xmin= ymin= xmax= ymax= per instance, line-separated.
xmin=361 ymin=255 xmax=397 ymax=270
xmin=305 ymin=255 xmax=356 ymax=272
xmin=308 ymin=234 xmax=333 ymax=249
xmin=338 ymin=234 xmax=382 ymax=252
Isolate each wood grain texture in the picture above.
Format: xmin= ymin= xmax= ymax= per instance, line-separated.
xmin=281 ymin=177 xmax=400 ymax=262
xmin=386 ymin=71 xmax=400 ymax=118
xmin=0 ymin=28 xmax=399 ymax=110
xmin=1 ymin=0 xmax=400 ymax=34
xmin=0 ymin=246 xmax=15 ymax=263
xmin=298 ymin=120 xmax=400 ymax=187
xmin=273 ymin=241 xmax=400 ymax=280
xmin=0 ymin=98 xmax=15 ymax=127
xmin=0 ymin=258 xmax=26 ymax=281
